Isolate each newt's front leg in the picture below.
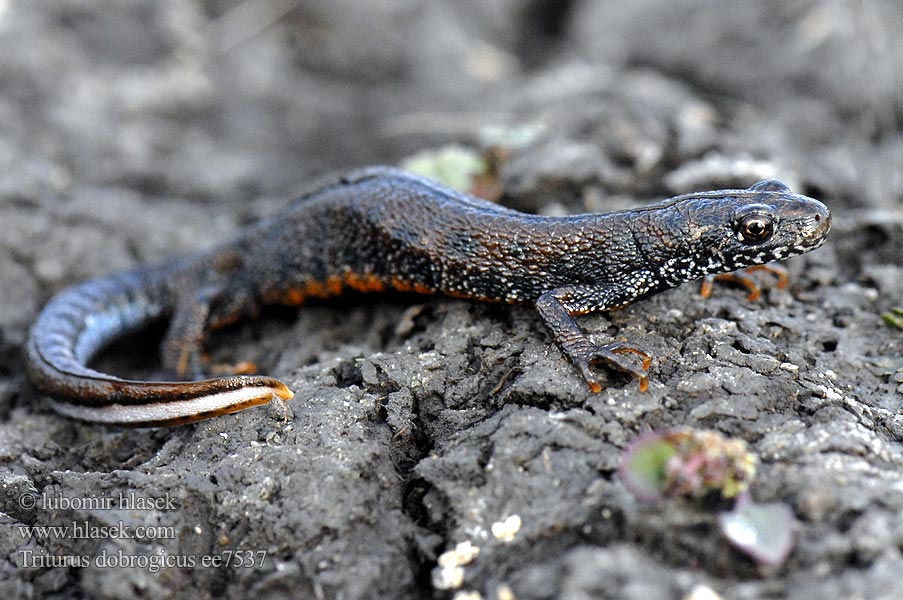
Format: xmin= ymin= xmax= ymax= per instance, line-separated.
xmin=700 ymin=264 xmax=789 ymax=301
xmin=535 ymin=284 xmax=652 ymax=393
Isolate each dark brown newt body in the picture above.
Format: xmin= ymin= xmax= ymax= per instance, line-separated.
xmin=26 ymin=167 xmax=831 ymax=425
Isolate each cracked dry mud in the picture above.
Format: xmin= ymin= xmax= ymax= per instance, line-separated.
xmin=1 ymin=2 xmax=902 ymax=599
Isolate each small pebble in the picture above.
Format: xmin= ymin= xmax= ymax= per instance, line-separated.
xmin=491 ymin=515 xmax=522 ymax=542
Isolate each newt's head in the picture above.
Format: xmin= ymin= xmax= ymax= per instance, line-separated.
xmin=638 ymin=179 xmax=831 ymax=285
xmin=709 ymin=179 xmax=831 ymax=270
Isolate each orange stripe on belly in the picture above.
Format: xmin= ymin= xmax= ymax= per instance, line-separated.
xmin=265 ymin=271 xmax=523 ymax=308
xmin=270 ymin=272 xmax=518 ymax=307
xmin=343 ymin=271 xmax=388 ymax=293
xmin=388 ymin=276 xmax=434 ymax=295
xmin=273 ymin=272 xmax=418 ymax=306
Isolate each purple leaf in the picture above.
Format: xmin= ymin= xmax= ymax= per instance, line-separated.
xmin=719 ymin=499 xmax=797 ymax=567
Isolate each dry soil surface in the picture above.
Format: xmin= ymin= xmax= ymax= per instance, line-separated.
xmin=1 ymin=2 xmax=902 ymax=599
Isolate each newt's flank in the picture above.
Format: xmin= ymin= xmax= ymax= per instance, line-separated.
xmin=26 ymin=167 xmax=831 ymax=425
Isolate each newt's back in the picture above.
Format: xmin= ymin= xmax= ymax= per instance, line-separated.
xmin=246 ymin=167 xmax=628 ymax=304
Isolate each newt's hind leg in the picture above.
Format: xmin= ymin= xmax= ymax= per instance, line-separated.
xmin=161 ymin=285 xmax=255 ymax=379
xmin=161 ymin=288 xmax=217 ymax=379
xmin=536 ymin=285 xmax=652 ymax=393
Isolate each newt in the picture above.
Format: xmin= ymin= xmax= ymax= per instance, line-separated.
xmin=25 ymin=167 xmax=831 ymax=426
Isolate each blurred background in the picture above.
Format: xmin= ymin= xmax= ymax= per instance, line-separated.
xmin=0 ymin=0 xmax=900 ymax=210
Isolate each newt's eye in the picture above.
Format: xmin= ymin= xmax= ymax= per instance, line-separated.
xmin=735 ymin=214 xmax=774 ymax=244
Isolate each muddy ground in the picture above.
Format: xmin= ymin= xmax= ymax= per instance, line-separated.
xmin=1 ymin=1 xmax=902 ymax=599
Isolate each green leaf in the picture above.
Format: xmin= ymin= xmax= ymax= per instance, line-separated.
xmin=401 ymin=146 xmax=488 ymax=192
xmin=882 ymin=308 xmax=903 ymax=330
xmin=619 ymin=433 xmax=678 ymax=501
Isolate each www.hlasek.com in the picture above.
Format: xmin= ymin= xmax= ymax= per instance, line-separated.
xmin=19 ymin=520 xmax=176 ymax=541
xmin=18 ymin=548 xmax=268 ymax=573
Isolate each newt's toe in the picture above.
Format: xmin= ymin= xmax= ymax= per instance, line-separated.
xmin=701 ymin=264 xmax=789 ymax=301
xmin=579 ymin=341 xmax=652 ymax=393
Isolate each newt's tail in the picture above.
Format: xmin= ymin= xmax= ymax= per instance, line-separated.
xmin=25 ymin=266 xmax=293 ymax=426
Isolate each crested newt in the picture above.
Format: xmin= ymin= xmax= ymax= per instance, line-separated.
xmin=26 ymin=167 xmax=832 ymax=425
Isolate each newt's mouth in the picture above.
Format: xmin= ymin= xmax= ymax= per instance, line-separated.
xmin=802 ymin=202 xmax=832 ymax=247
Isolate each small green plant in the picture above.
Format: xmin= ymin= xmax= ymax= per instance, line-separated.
xmin=620 ymin=429 xmax=756 ymax=501
xmin=620 ymin=428 xmax=796 ymax=567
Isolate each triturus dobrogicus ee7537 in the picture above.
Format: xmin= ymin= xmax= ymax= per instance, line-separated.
xmin=26 ymin=167 xmax=831 ymax=426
